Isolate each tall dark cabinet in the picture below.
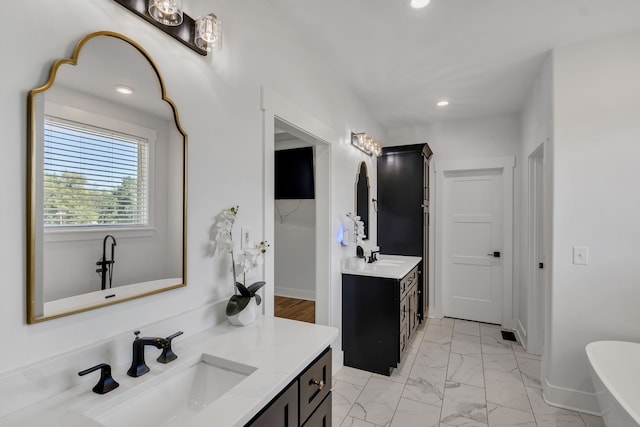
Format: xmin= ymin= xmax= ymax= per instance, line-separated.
xmin=377 ymin=143 xmax=433 ymax=320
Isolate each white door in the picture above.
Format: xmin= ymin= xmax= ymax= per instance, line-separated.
xmin=443 ymin=169 xmax=503 ymax=324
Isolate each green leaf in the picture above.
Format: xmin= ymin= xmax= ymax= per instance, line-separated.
xmin=226 ymin=295 xmax=250 ymax=316
xmin=236 ymin=282 xmax=251 ymax=297
xmin=247 ymin=281 xmax=266 ymax=295
xmin=255 ymin=294 xmax=262 ymax=306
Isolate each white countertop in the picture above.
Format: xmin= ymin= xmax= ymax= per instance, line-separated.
xmin=0 ymin=317 xmax=338 ymax=427
xmin=341 ymin=254 xmax=421 ymax=279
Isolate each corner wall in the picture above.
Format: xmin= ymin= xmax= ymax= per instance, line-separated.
xmin=517 ymin=53 xmax=553 ymax=354
xmin=545 ymin=30 xmax=640 ymax=412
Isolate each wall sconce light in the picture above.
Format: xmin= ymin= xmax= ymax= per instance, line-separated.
xmin=148 ymin=0 xmax=183 ymax=26
xmin=195 ymin=13 xmax=223 ymax=52
xmin=351 ymin=132 xmax=383 ymax=156
xmin=114 ymin=0 xmax=221 ymax=56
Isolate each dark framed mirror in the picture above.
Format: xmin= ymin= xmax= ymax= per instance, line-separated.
xmin=355 ymin=161 xmax=369 ymax=240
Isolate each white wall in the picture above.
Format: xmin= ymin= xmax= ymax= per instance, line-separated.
xmin=517 ymin=54 xmax=553 ymax=352
xmin=387 ymin=114 xmax=521 ymax=160
xmin=0 ymin=0 xmax=383 ymax=373
xmin=274 ymin=199 xmax=316 ymax=300
xmin=544 ymin=30 xmax=640 ymax=412
xmin=388 ymin=114 xmax=521 ymax=320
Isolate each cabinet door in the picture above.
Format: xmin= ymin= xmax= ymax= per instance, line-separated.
xmin=302 ymin=393 xmax=332 ymax=427
xmin=246 ymin=380 xmax=298 ymax=427
xmin=299 ymin=348 xmax=332 ymax=424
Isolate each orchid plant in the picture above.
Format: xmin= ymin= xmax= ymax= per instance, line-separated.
xmin=346 ymin=212 xmax=366 ymax=258
xmin=215 ymin=206 xmax=270 ymax=316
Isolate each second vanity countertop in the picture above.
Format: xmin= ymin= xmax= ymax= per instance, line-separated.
xmin=0 ymin=317 xmax=338 ymax=427
xmin=341 ymin=254 xmax=421 ymax=279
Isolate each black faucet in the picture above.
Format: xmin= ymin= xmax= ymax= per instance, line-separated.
xmin=127 ymin=330 xmax=169 ymax=377
xmin=78 ymin=363 xmax=119 ymax=394
xmin=368 ymin=249 xmax=381 ymax=263
xmin=96 ymin=235 xmax=117 ymax=290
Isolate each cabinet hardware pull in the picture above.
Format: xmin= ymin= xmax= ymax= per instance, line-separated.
xmin=310 ymin=378 xmax=325 ymax=390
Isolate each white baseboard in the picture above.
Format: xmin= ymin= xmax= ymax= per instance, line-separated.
xmin=274 ymin=286 xmax=315 ymax=301
xmin=515 ymin=317 xmax=527 ymax=349
xmin=332 ymin=349 xmax=344 ymax=376
xmin=542 ymin=378 xmax=602 ymax=416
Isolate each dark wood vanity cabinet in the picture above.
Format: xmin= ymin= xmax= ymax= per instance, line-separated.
xmin=246 ymin=380 xmax=298 ymax=427
xmin=246 ymin=347 xmax=332 ymax=427
xmin=342 ymin=265 xmax=420 ymax=375
xmin=377 ymin=144 xmax=433 ymax=323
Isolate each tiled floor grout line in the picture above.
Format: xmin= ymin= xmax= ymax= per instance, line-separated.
xmin=336 ymin=318 xmax=600 ymax=427
xmin=346 ymin=373 xmax=372 ymax=426
xmin=437 ymin=320 xmax=452 ymax=427
xmin=513 ymin=346 xmax=540 ymax=426
xmin=479 ymin=330 xmax=490 ymax=427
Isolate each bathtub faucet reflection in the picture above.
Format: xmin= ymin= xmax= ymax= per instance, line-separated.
xmin=96 ymin=235 xmax=117 ymax=290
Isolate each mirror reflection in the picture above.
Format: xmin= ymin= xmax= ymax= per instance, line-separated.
xmin=356 ymin=161 xmax=369 ymax=240
xmin=27 ymin=32 xmax=186 ymax=323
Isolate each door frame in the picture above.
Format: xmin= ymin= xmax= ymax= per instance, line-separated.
xmin=261 ymin=86 xmax=332 ymax=326
xmin=433 ymin=156 xmax=515 ymax=328
xmin=525 ymin=144 xmax=545 ymax=355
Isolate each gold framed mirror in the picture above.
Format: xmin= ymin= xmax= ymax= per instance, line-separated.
xmin=27 ymin=31 xmax=187 ymax=323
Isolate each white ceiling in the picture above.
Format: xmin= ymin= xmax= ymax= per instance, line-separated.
xmin=54 ymin=35 xmax=172 ymax=119
xmin=267 ymin=0 xmax=640 ymax=129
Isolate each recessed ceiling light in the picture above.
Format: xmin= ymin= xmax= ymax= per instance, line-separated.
xmin=115 ymin=85 xmax=134 ymax=95
xmin=410 ymin=0 xmax=431 ymax=9
xmin=437 ymin=100 xmax=449 ymax=107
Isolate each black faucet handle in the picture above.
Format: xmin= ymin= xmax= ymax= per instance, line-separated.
xmin=78 ymin=363 xmax=119 ymax=394
xmin=157 ymin=331 xmax=183 ymax=364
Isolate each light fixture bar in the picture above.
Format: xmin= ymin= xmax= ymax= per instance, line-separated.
xmin=113 ymin=0 xmax=208 ymax=56
xmin=351 ymin=132 xmax=382 ymax=157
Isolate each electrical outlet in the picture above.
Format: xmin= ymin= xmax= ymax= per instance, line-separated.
xmin=573 ymin=246 xmax=589 ymax=265
xmin=241 ymin=227 xmax=251 ymax=248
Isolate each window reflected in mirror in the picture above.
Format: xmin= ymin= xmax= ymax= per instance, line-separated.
xmin=27 ymin=31 xmax=186 ymax=323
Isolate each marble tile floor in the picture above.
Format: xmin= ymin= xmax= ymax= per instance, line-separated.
xmin=332 ymin=317 xmax=604 ymax=427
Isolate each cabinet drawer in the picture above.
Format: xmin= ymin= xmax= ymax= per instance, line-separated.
xmin=400 ymin=266 xmax=418 ymax=298
xmin=399 ymin=326 xmax=408 ymax=356
xmin=400 ymin=297 xmax=408 ymax=325
xmin=302 ymin=392 xmax=332 ymax=427
xmin=246 ymin=379 xmax=298 ymax=427
xmin=299 ymin=348 xmax=332 ymax=424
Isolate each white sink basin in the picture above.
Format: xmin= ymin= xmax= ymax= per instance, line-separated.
xmin=86 ymin=354 xmax=257 ymax=427
xmin=372 ymin=260 xmax=405 ymax=266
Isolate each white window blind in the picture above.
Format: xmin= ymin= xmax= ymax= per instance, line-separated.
xmin=43 ymin=117 xmax=149 ymax=227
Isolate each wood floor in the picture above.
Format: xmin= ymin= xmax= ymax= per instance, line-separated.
xmin=274 ymin=296 xmax=315 ymax=324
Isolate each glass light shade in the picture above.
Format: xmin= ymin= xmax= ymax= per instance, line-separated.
xmin=195 ymin=14 xmax=223 ymax=52
xmin=410 ymin=0 xmax=431 ymax=8
xmin=351 ymin=132 xmax=381 ymax=156
xmin=148 ymin=0 xmax=183 ymax=26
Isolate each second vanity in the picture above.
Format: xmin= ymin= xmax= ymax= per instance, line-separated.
xmin=341 ymin=254 xmax=422 ymax=375
xmin=0 ymin=317 xmax=337 ymax=427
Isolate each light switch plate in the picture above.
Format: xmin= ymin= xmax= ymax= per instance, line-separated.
xmin=241 ymin=227 xmax=251 ymax=248
xmin=573 ymin=246 xmax=589 ymax=265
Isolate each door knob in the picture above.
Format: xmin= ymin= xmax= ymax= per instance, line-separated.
xmin=487 ymin=251 xmax=501 ymax=258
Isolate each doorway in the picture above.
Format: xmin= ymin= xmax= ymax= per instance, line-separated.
xmin=526 ymin=144 xmax=545 ymax=355
xmin=261 ymin=87 xmax=332 ymax=328
xmin=434 ymin=157 xmax=515 ymax=327
xmin=273 ymin=120 xmax=320 ymax=323
xmin=442 ymin=169 xmax=504 ymax=324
